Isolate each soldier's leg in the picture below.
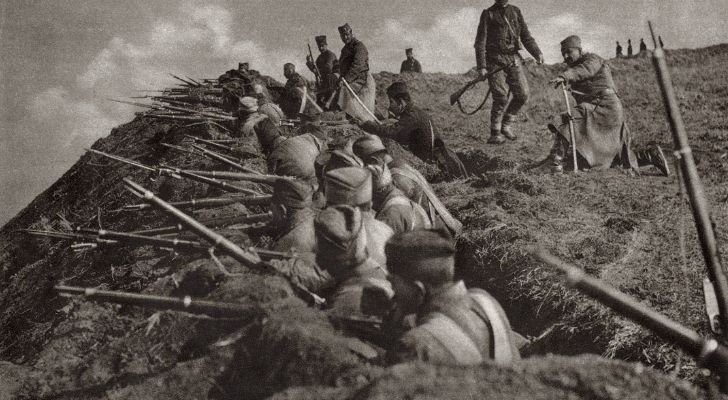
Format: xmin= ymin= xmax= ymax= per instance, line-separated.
xmin=487 ymin=66 xmax=509 ymax=144
xmin=502 ymin=61 xmax=530 ymax=141
xmin=635 ymin=146 xmax=670 ymax=176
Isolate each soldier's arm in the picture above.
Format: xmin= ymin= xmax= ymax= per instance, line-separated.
xmin=361 ymin=116 xmax=414 ymax=143
xmin=561 ymin=54 xmax=604 ymax=82
xmin=414 ymin=60 xmax=422 ymax=73
xmin=516 ymin=7 xmax=542 ymax=61
xmin=474 ymin=10 xmax=489 ymax=69
xmin=321 ymin=52 xmax=337 ymax=75
xmin=400 ymin=61 xmax=406 ymax=74
xmin=343 ymin=41 xmax=369 ymax=83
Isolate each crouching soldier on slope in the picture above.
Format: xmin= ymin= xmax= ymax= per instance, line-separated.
xmin=367 ymin=161 xmax=431 ymax=234
xmin=324 ymin=167 xmax=394 ymax=268
xmin=352 ymin=135 xmax=463 ymax=236
xmin=314 ymin=205 xmax=393 ymax=318
xmin=547 ymin=35 xmax=670 ymax=175
xmin=385 ymin=229 xmax=521 ymax=365
xmin=267 ymin=179 xmax=333 ymax=293
xmin=358 ymin=82 xmax=467 ymax=177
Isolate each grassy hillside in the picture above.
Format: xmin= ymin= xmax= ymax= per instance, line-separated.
xmin=0 ymin=45 xmax=726 ymax=398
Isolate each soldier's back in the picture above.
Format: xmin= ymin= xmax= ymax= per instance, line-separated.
xmin=268 ymin=133 xmax=327 ymax=181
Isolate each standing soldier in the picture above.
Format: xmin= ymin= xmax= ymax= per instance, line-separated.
xmin=334 ymin=23 xmax=376 ymax=121
xmin=307 ymin=35 xmax=339 ymax=106
xmin=547 ymin=35 xmax=670 ymax=175
xmin=474 ymin=0 xmax=544 ymax=145
xmin=639 ymin=38 xmax=648 ymax=53
xmin=627 ymin=39 xmax=633 ymax=57
xmin=385 ymin=229 xmax=521 ymax=365
xmin=616 ymin=41 xmax=623 ymax=58
xmin=400 ymin=48 xmax=422 ymax=73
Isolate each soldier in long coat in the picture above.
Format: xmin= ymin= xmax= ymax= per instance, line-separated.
xmin=385 ymin=229 xmax=521 ymax=365
xmin=334 ymin=23 xmax=376 ymax=121
xmin=474 ymin=0 xmax=543 ymax=144
xmin=547 ymin=35 xmax=669 ymax=175
xmin=400 ymin=48 xmax=422 ymax=73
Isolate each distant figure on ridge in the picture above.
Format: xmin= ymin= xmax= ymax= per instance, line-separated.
xmin=473 ymin=0 xmax=544 ymax=145
xmin=546 ymin=35 xmax=670 ymax=176
xmin=400 ymin=48 xmax=422 ymax=73
xmin=627 ymin=39 xmax=633 ymax=57
xmin=280 ymin=63 xmax=308 ymax=118
xmin=639 ymin=38 xmax=648 ymax=53
xmin=306 ymin=35 xmax=339 ymax=106
xmin=659 ymin=35 xmax=665 ymax=49
xmin=615 ymin=41 xmax=623 ymax=58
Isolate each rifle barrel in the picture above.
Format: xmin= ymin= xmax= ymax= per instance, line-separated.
xmin=75 ymin=228 xmax=207 ymax=250
xmin=534 ymin=249 xmax=728 ymax=372
xmin=55 ymin=286 xmax=261 ymax=319
xmin=175 ymin=170 xmax=259 ymax=195
xmin=132 ymin=212 xmax=271 ymax=236
xmin=188 ymin=144 xmax=259 ymax=174
xmin=123 ymin=178 xmax=262 ymax=267
xmin=184 ymin=170 xmax=290 ymax=185
xmin=123 ymin=194 xmax=272 ymax=213
xmin=185 ymin=135 xmax=236 ymax=153
xmin=649 ymin=21 xmax=728 ymax=341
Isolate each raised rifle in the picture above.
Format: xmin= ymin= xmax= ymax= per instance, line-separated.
xmin=307 ymin=41 xmax=321 ymax=87
xmin=121 ymin=194 xmax=272 ymax=212
xmin=649 ymin=22 xmax=728 ymax=346
xmin=534 ymin=248 xmax=728 ymax=391
xmin=123 ymin=178 xmax=324 ymax=306
xmin=170 ymin=73 xmax=200 ymax=87
xmin=85 ymin=148 xmax=259 ymax=195
xmin=56 ymin=285 xmax=264 ymax=319
xmin=449 ymin=62 xmax=514 ymax=114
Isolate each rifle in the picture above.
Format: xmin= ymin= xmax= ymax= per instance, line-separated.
xmin=184 ymin=170 xmax=294 ymax=185
xmin=86 ymin=149 xmax=259 ymax=195
xmin=449 ymin=62 xmax=515 ymax=114
xmin=533 ymin=248 xmax=728 ymax=391
xmin=184 ymin=135 xmax=237 ymax=154
xmin=170 ymin=73 xmax=200 ymax=87
xmin=56 ymin=285 xmax=264 ymax=319
xmin=121 ymin=194 xmax=272 ymax=212
xmin=123 ymin=178 xmax=324 ymax=306
xmin=307 ymin=41 xmax=321 ymax=87
xmin=187 ymin=144 xmax=260 ymax=174
xmin=22 ymin=229 xmax=205 ymax=251
xmin=131 ymin=212 xmax=272 ymax=235
xmin=560 ymin=82 xmax=579 ymax=173
xmin=649 ymin=22 xmax=728 ymax=345
xmin=281 ymin=119 xmax=350 ymax=126
xmin=110 ymin=99 xmax=235 ymax=121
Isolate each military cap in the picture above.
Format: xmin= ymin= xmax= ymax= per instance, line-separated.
xmin=239 ymin=96 xmax=258 ymax=113
xmin=272 ymin=179 xmax=313 ymax=209
xmin=386 ymin=81 xmax=409 ymax=98
xmin=352 ymin=135 xmax=393 ymax=165
xmin=315 ymin=205 xmax=368 ymax=268
xmin=317 ymin=149 xmax=364 ymax=180
xmin=315 ymin=35 xmax=327 ymax=45
xmin=405 ymin=48 xmax=413 ymax=54
xmin=338 ymin=23 xmax=352 ymax=34
xmin=560 ymin=35 xmax=582 ymax=50
xmin=325 ymin=166 xmax=372 ymax=207
xmin=299 ymin=107 xmax=321 ymax=122
xmin=385 ymin=228 xmax=456 ymax=285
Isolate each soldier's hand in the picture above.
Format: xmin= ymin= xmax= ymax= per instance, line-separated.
xmin=549 ymin=76 xmax=566 ymax=88
xmin=478 ymin=68 xmax=489 ymax=79
xmin=537 ymin=53 xmax=545 ymax=65
xmin=306 ymin=55 xmax=314 ymax=63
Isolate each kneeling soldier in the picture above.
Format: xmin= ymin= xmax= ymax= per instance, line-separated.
xmin=367 ymin=161 xmax=431 ymax=234
xmin=315 ymin=205 xmax=392 ymax=317
xmin=385 ymin=229 xmax=520 ymax=365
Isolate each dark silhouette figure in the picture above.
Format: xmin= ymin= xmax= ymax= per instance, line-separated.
xmin=659 ymin=35 xmax=665 ymax=49
xmin=639 ymin=38 xmax=647 ymax=53
xmin=616 ymin=41 xmax=623 ymax=58
xmin=627 ymin=39 xmax=633 ymax=57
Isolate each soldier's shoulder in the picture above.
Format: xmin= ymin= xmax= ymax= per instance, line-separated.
xmin=583 ymin=52 xmax=605 ymax=63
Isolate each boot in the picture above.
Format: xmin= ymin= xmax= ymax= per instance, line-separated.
xmin=501 ymin=114 xmax=518 ymax=140
xmin=487 ymin=132 xmax=506 ymax=144
xmin=637 ymin=146 xmax=670 ymax=176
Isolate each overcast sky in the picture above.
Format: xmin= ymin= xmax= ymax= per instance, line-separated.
xmin=1 ymin=0 xmax=726 ymax=224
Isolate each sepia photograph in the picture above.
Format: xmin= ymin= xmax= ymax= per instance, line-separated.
xmin=0 ymin=0 xmax=727 ymax=398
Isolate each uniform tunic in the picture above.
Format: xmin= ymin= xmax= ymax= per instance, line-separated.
xmin=374 ymin=187 xmax=431 ymax=234
xmin=363 ymin=211 xmax=394 ymax=269
xmin=336 ymin=38 xmax=369 ymax=91
xmin=267 ymin=133 xmax=327 ymax=182
xmin=271 ymin=208 xmax=333 ymax=293
xmin=281 ymin=72 xmax=308 ymax=118
xmin=549 ymin=53 xmax=638 ymax=171
xmin=361 ymin=104 xmax=440 ymax=163
xmin=400 ymin=58 xmax=422 ymax=73
xmin=389 ymin=281 xmax=520 ymax=365
xmin=474 ymin=4 xmax=541 ymax=128
xmin=308 ymin=49 xmax=339 ymax=102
